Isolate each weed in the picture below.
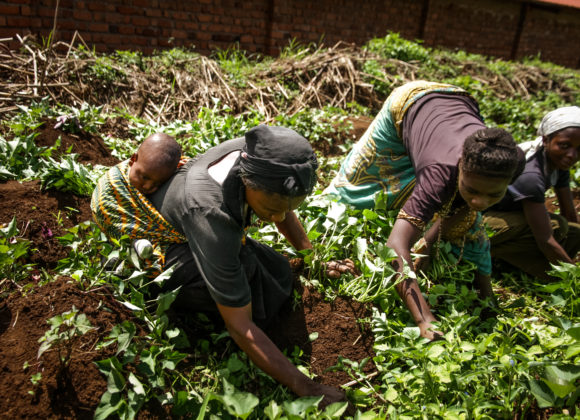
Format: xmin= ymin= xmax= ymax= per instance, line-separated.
xmin=37 ymin=306 xmax=95 ymax=368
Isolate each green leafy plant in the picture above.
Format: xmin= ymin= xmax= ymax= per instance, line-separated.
xmin=38 ymin=154 xmax=104 ymax=196
xmin=37 ymin=306 xmax=95 ymax=368
xmin=0 ymin=217 xmax=33 ymax=286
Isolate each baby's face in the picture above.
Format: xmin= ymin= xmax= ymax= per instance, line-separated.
xmin=129 ymin=153 xmax=175 ymax=195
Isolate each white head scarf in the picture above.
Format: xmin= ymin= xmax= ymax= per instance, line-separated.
xmin=519 ymin=106 xmax=580 ymax=160
xmin=537 ymin=106 xmax=580 ymax=137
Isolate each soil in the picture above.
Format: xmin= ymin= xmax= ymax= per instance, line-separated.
xmin=0 ymin=277 xmax=137 ymax=419
xmin=0 ymin=180 xmax=93 ymax=269
xmin=0 ymin=120 xmax=376 ymax=417
xmin=1 ymin=116 xmax=577 ymax=418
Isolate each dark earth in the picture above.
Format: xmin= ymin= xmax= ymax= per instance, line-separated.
xmin=0 ymin=116 xmax=576 ymax=418
xmin=0 ymin=117 xmax=376 ymax=418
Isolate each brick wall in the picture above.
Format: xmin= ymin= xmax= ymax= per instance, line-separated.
xmin=518 ymin=2 xmax=580 ymax=68
xmin=1 ymin=0 xmax=579 ymax=68
xmin=423 ymin=0 xmax=522 ymax=59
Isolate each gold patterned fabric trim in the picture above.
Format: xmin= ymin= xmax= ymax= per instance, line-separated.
xmin=443 ymin=207 xmax=478 ymax=245
xmin=397 ymin=208 xmax=426 ymax=231
xmin=389 ymin=81 xmax=470 ymax=137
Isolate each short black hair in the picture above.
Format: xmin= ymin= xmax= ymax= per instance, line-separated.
xmin=140 ymin=133 xmax=181 ymax=169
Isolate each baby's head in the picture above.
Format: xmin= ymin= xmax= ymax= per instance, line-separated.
xmin=129 ymin=133 xmax=181 ymax=195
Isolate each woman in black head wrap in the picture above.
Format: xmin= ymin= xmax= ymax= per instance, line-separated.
xmin=148 ymin=125 xmax=345 ymax=406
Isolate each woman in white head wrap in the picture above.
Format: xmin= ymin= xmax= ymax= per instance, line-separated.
xmin=483 ymin=106 xmax=580 ymax=280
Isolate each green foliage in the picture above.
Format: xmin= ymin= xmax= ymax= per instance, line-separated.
xmin=86 ymin=56 xmax=128 ymax=85
xmin=274 ymin=106 xmax=351 ymax=148
xmin=214 ymin=44 xmax=271 ymax=88
xmin=279 ymin=38 xmax=321 ymax=59
xmin=37 ymin=306 xmax=94 ymax=367
xmin=114 ymin=50 xmax=145 ymax=71
xmin=364 ymin=32 xmax=431 ymax=63
xmin=3 ymin=34 xmax=580 ymax=419
xmin=39 ymin=154 xmax=104 ymax=196
xmin=52 ymin=103 xmax=106 ymax=134
xmin=153 ymin=46 xmax=200 ymax=67
xmin=0 ymin=217 xmax=33 ymax=285
xmin=0 ymin=133 xmax=50 ymax=180
xmin=115 ymin=101 xmax=263 ymax=159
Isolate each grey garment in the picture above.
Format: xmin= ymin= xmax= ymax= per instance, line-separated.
xmin=149 ymin=137 xmax=291 ymax=311
xmin=401 ymin=93 xmax=486 ymax=223
xmin=161 ymin=238 xmax=292 ymax=324
xmin=491 ymin=147 xmax=570 ymax=211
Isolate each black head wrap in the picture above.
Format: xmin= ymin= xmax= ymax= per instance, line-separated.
xmin=240 ymin=125 xmax=319 ymax=197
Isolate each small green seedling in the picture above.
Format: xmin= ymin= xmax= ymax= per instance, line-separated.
xmin=37 ymin=306 xmax=95 ymax=368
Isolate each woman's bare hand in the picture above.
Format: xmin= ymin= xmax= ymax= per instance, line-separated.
xmin=304 ymin=381 xmax=346 ymax=409
xmin=419 ymin=321 xmax=444 ymax=341
xmin=325 ymin=258 xmax=360 ymax=278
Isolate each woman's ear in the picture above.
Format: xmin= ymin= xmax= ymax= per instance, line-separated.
xmin=129 ymin=153 xmax=137 ymax=165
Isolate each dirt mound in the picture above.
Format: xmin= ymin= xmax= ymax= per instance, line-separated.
xmin=0 ymin=119 xmax=376 ymax=417
xmin=0 ymin=275 xmax=375 ymax=418
xmin=0 ymin=277 xmax=136 ymax=419
xmin=0 ymin=119 xmax=121 ymax=269
xmin=267 ymin=273 xmax=375 ymax=387
xmin=0 ymin=180 xmax=92 ymax=269
xmin=34 ymin=119 xmax=121 ymax=167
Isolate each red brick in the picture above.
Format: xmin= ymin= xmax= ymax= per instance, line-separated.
xmin=198 ymin=14 xmax=212 ymax=22
xmin=117 ymin=6 xmax=138 ymax=15
xmin=87 ymin=2 xmax=107 ymax=11
xmin=38 ymin=7 xmax=55 ymax=17
xmin=133 ymin=37 xmax=147 ymax=46
xmin=21 ymin=5 xmax=34 ymax=15
xmin=0 ymin=4 xmax=20 ymax=15
xmin=132 ymin=16 xmax=149 ymax=26
xmin=176 ymin=20 xmax=199 ymax=30
xmin=104 ymin=13 xmax=122 ymax=24
xmin=0 ymin=16 xmax=6 ymax=26
xmin=88 ymin=22 xmax=108 ymax=32
xmin=207 ymin=24 xmax=224 ymax=32
xmin=196 ymin=32 xmax=211 ymax=41
xmin=0 ymin=29 xmax=17 ymax=39
xmin=73 ymin=10 xmax=92 ymax=21
xmin=145 ymin=8 xmax=162 ymax=17
xmin=134 ymin=0 xmax=155 ymax=7
xmin=170 ymin=29 xmax=187 ymax=39
xmin=99 ymin=33 xmax=122 ymax=44
xmin=118 ymin=25 xmax=136 ymax=35
xmin=135 ymin=27 xmax=154 ymax=36
xmin=58 ymin=20 xmax=81 ymax=30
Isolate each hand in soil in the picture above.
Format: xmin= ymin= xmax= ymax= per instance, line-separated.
xmin=308 ymin=382 xmax=346 ymax=409
xmin=419 ymin=321 xmax=444 ymax=341
xmin=325 ymin=258 xmax=360 ymax=279
xmin=413 ymin=254 xmax=431 ymax=273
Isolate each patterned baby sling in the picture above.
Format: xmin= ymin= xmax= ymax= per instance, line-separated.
xmin=90 ymin=159 xmax=187 ymax=272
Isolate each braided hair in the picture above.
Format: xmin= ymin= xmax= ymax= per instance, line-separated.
xmin=461 ymin=128 xmax=525 ymax=182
